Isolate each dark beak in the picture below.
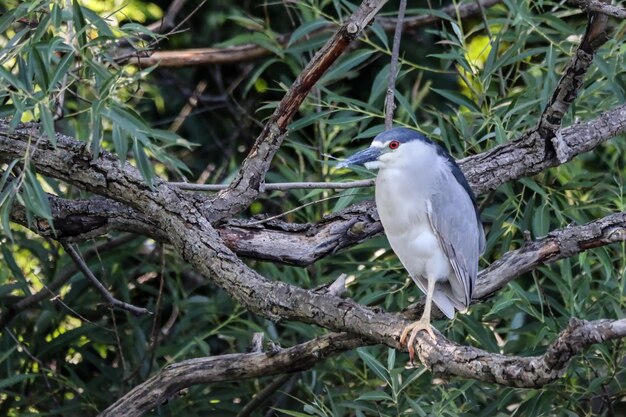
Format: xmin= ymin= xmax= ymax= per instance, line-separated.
xmin=337 ymin=147 xmax=381 ymax=168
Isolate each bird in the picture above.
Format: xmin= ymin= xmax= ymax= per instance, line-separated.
xmin=338 ymin=127 xmax=485 ymax=361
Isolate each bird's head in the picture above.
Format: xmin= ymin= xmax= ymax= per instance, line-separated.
xmin=338 ymin=127 xmax=434 ymax=170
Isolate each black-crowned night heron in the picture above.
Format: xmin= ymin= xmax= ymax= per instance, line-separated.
xmin=339 ymin=127 xmax=485 ymax=361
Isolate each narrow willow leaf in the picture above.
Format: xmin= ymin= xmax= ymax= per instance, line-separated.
xmin=71 ymin=0 xmax=87 ymax=48
xmin=49 ymin=51 xmax=74 ymax=90
xmin=112 ymin=125 xmax=128 ymax=166
xmin=357 ymin=348 xmax=391 ymax=385
xmin=90 ymin=100 xmax=103 ymax=159
xmin=0 ymin=66 xmax=27 ymax=92
xmin=0 ymin=186 xmax=16 ymax=241
xmin=431 ymin=88 xmax=480 ymax=112
xmin=38 ymin=102 xmax=56 ymax=147
xmin=24 ymin=170 xmax=52 ymax=223
xmin=356 ymin=391 xmax=393 ymax=401
xmin=133 ymin=137 xmax=154 ymax=188
xmin=288 ymin=19 xmax=329 ymax=47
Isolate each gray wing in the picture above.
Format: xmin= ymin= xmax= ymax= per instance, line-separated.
xmin=426 ymin=168 xmax=484 ymax=307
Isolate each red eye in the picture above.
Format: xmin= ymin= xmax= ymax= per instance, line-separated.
xmin=388 ymin=140 xmax=400 ymax=150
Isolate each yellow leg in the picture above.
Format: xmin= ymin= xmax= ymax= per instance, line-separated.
xmin=400 ymin=278 xmax=436 ymax=364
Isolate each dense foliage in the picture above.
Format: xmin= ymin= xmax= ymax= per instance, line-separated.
xmin=1 ymin=0 xmax=625 ymax=416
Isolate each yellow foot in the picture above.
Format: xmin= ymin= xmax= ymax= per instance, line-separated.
xmin=399 ymin=318 xmax=436 ymax=365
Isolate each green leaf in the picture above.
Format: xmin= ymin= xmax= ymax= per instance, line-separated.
xmin=0 ymin=186 xmax=16 ymax=241
xmin=133 ymin=137 xmax=154 ymax=188
xmin=38 ymin=102 xmax=56 ymax=146
xmin=356 ymin=391 xmax=393 ymax=401
xmin=1 ymin=244 xmax=28 ymax=288
xmin=0 ymin=373 xmax=38 ymax=390
xmin=23 ymin=169 xmax=52 ymax=223
xmin=90 ymin=100 xmax=103 ymax=159
xmin=288 ymin=19 xmax=329 ymax=47
xmin=71 ymin=0 xmax=87 ymax=48
xmin=0 ymin=8 xmax=17 ymax=35
xmin=112 ymin=125 xmax=128 ymax=165
xmin=49 ymin=51 xmax=75 ymax=90
xmin=0 ymin=66 xmax=27 ymax=92
xmin=321 ymin=50 xmax=375 ymax=83
xmin=357 ymin=348 xmax=390 ymax=385
xmin=386 ymin=347 xmax=395 ymax=371
xmin=101 ymin=104 xmax=149 ymax=143
xmin=431 ymin=88 xmax=480 ymax=112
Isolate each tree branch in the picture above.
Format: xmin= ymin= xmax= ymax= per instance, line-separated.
xmin=384 ymin=0 xmax=408 ymax=129
xmin=97 ymin=333 xmax=367 ymax=417
xmin=377 ymin=0 xmax=503 ymax=31
xmin=462 ymin=103 xmax=626 ymax=194
xmin=573 ymin=0 xmax=626 ymax=19
xmin=98 ymin=316 xmax=626 ymax=416
xmin=208 ymin=0 xmax=389 ymax=221
xmin=62 ymin=242 xmax=151 ymax=315
xmin=9 ymin=195 xmax=168 ymax=242
xmin=0 ymin=234 xmax=137 ymax=328
xmin=537 ymin=2 xmax=610 ymax=143
xmin=126 ymin=0 xmax=502 ymax=68
xmin=5 ymin=104 xmax=626 ymax=267
xmin=4 ymin=124 xmax=626 ymax=410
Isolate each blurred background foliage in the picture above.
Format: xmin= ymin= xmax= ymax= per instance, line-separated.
xmin=0 ymin=0 xmax=625 ymax=416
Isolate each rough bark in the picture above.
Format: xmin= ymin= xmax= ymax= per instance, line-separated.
xmin=2 ymin=122 xmax=626 ymax=355
xmin=98 ymin=317 xmax=626 ymax=416
xmin=7 ymin=105 xmax=626 ymax=266
xmin=208 ymin=0 xmax=389 ymax=220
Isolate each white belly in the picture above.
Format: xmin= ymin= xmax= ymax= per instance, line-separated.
xmin=375 ymin=169 xmax=451 ymax=283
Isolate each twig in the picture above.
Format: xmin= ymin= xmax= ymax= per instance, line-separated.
xmin=146 ymin=0 xmax=189 ymax=33
xmin=263 ymin=374 xmax=301 ymax=417
xmin=62 ymin=242 xmax=151 ymax=316
xmin=0 ymin=234 xmax=137 ymax=328
xmin=385 ymin=0 xmax=408 ymax=129
xmin=236 ymin=373 xmax=293 ymax=417
xmin=244 ymin=195 xmax=343 ymax=227
xmin=147 ymin=245 xmax=166 ymax=376
xmin=168 ymin=79 xmax=208 ymax=133
xmin=169 ymin=179 xmax=375 ymax=192
xmin=378 ymin=0 xmax=503 ymax=30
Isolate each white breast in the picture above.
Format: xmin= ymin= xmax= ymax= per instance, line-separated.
xmin=374 ymin=143 xmax=452 ymax=284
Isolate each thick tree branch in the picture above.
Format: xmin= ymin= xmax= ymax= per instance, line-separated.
xmin=415 ymin=317 xmax=626 ymax=387
xmin=462 ymin=103 xmax=626 ymax=194
xmin=3 ymin=125 xmax=626 ymax=409
xmin=537 ymin=4 xmax=610 ymax=143
xmin=99 ymin=316 xmax=626 ymax=416
xmin=97 ymin=333 xmax=367 ymax=417
xmin=5 ymin=104 xmax=626 ymax=267
xmin=9 ymin=195 xmax=168 ymax=242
